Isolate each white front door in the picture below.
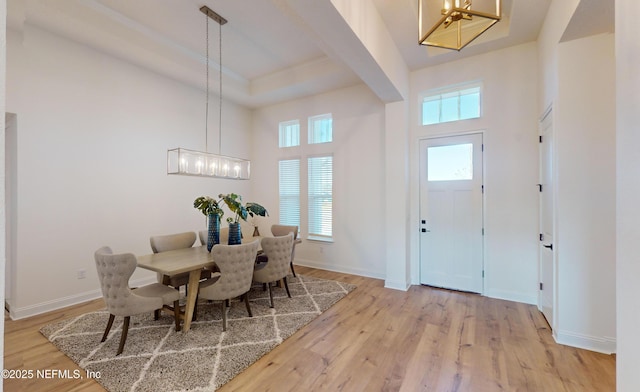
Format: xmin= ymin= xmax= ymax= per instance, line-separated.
xmin=419 ymin=133 xmax=483 ymax=293
xmin=539 ymin=110 xmax=555 ymax=327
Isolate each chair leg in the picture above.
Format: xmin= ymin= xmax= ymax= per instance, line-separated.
xmin=244 ymin=293 xmax=253 ymax=317
xmin=173 ymin=300 xmax=181 ymax=332
xmin=101 ymin=314 xmax=115 ymax=342
xmin=221 ymin=301 xmax=227 ymax=331
xmin=154 ymin=309 xmax=160 ymax=320
xmin=267 ymin=283 xmax=274 ymax=308
xmin=290 ymin=261 xmax=297 ymax=277
xmin=283 ymin=277 xmax=291 ymax=298
xmin=117 ymin=316 xmax=130 ymax=356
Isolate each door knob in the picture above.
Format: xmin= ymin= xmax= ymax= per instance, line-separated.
xmin=543 ymin=243 xmax=553 ymax=250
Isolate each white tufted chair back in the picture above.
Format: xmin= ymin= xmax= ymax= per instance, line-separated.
xmin=94 ymin=246 xmax=162 ymax=317
xmin=199 ymin=240 xmax=260 ymax=301
xmin=254 ymin=233 xmax=294 ymax=284
xmin=150 ymin=231 xmax=196 ymax=253
xmin=199 ymin=228 xmax=231 ymax=245
xmin=271 ymin=225 xmax=298 ymax=240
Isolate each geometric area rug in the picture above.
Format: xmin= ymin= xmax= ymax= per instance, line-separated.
xmin=40 ymin=275 xmax=356 ymax=392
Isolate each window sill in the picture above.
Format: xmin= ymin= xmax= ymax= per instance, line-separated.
xmin=306 ymin=236 xmax=333 ymax=243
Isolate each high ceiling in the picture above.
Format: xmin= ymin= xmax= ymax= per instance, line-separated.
xmin=8 ymin=0 xmax=555 ymax=108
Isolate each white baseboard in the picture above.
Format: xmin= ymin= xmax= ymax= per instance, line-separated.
xmin=485 ymin=289 xmax=538 ymax=305
xmin=8 ymin=276 xmax=157 ymax=320
xmin=294 ymin=259 xmax=385 ymax=281
xmin=384 ymin=280 xmax=411 ymax=291
xmin=555 ymin=330 xmax=616 ymax=354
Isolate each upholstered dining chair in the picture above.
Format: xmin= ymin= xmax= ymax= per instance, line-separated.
xmin=94 ymin=246 xmax=182 ymax=356
xmin=198 ymin=240 xmax=260 ymax=331
xmin=198 ymin=228 xmax=231 ymax=246
xmin=270 ymin=224 xmax=299 ymax=277
xmin=253 ymin=233 xmax=295 ymax=308
xmin=150 ymin=231 xmax=211 ymax=291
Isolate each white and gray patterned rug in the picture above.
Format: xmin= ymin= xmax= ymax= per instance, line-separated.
xmin=40 ymin=275 xmax=356 ymax=392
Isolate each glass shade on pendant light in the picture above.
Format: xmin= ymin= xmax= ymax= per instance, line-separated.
xmin=167 ymin=148 xmax=250 ymax=180
xmin=419 ymin=0 xmax=501 ymax=51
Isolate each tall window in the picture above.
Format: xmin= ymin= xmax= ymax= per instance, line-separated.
xmin=279 ymin=120 xmax=300 ymax=147
xmin=422 ymin=84 xmax=481 ymax=125
xmin=308 ymin=155 xmax=333 ymax=239
xmin=277 ymin=113 xmax=334 ymax=241
xmin=308 ymin=114 xmax=332 ymax=144
xmin=278 ymin=159 xmax=300 ymax=227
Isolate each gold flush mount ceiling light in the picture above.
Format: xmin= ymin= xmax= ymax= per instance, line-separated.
xmin=419 ymin=0 xmax=501 ymax=51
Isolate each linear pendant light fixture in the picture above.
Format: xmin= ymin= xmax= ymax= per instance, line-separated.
xmin=419 ymin=0 xmax=501 ymax=51
xmin=167 ymin=6 xmax=250 ymax=179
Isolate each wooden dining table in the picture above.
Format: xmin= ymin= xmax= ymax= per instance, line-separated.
xmin=137 ymin=245 xmax=218 ymax=332
xmin=137 ymin=235 xmax=300 ymax=332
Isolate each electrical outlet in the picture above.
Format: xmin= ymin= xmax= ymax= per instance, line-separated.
xmin=77 ymin=269 xmax=87 ymax=279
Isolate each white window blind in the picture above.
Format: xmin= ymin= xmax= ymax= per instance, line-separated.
xmin=308 ymin=114 xmax=332 ymax=144
xmin=308 ymin=155 xmax=333 ymax=239
xmin=278 ymin=159 xmax=300 ymax=227
xmin=279 ymin=120 xmax=300 ymax=148
xmin=422 ymin=84 xmax=481 ymax=125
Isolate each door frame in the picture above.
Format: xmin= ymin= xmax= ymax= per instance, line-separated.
xmin=418 ymin=130 xmax=486 ymax=295
xmin=538 ymin=104 xmax=557 ymax=331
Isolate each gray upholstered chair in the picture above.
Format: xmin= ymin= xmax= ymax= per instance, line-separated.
xmin=94 ymin=246 xmax=182 ymax=355
xmin=198 ymin=240 xmax=260 ymax=331
xmin=270 ymin=224 xmax=299 ymax=277
xmin=198 ymin=228 xmax=231 ymax=246
xmin=253 ymin=233 xmax=295 ymax=308
xmin=199 ymin=228 xmax=231 ymax=245
xmin=150 ymin=231 xmax=211 ymax=290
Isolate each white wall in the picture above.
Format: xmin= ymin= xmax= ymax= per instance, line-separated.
xmin=409 ymin=43 xmax=540 ymax=305
xmin=537 ymin=0 xmax=580 ymax=110
xmin=616 ymin=0 xmax=640 ymax=389
xmin=537 ymin=0 xmax=617 ymax=354
xmin=251 ymin=84 xmax=387 ymax=279
xmin=5 ymin=24 xmax=253 ymax=318
xmin=556 ymin=33 xmax=616 ymax=353
xmin=1 ymin=0 xmax=7 ymax=387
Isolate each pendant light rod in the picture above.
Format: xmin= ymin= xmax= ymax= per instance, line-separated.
xmin=167 ymin=6 xmax=250 ymax=180
xmin=201 ymin=5 xmax=226 ymax=155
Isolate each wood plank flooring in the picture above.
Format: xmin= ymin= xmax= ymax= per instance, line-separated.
xmin=4 ymin=267 xmax=615 ymax=391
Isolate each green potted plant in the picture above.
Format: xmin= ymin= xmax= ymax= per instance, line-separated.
xmin=194 ymin=196 xmax=224 ymax=251
xmin=218 ymin=193 xmax=268 ymax=244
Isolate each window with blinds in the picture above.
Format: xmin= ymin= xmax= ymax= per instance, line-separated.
xmin=308 ymin=114 xmax=332 ymax=144
xmin=278 ymin=159 xmax=300 ymax=227
xmin=308 ymin=155 xmax=333 ymax=239
xmin=422 ymin=84 xmax=481 ymax=125
xmin=279 ymin=120 xmax=300 ymax=148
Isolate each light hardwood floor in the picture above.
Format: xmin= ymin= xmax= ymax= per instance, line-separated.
xmin=4 ymin=267 xmax=615 ymax=391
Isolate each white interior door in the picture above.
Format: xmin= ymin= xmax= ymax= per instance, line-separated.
xmin=419 ymin=133 xmax=483 ymax=293
xmin=539 ymin=110 xmax=555 ymax=327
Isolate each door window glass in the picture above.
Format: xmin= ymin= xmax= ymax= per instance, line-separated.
xmin=427 ymin=143 xmax=473 ymax=181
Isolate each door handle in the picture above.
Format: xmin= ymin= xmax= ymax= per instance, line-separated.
xmin=543 ymin=243 xmax=553 ymax=250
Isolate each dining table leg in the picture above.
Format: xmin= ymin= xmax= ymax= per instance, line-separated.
xmin=182 ymin=269 xmax=202 ymax=332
